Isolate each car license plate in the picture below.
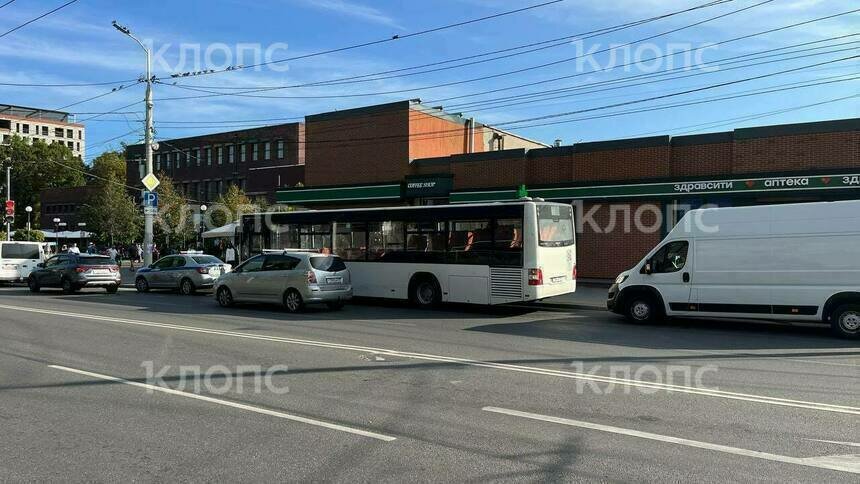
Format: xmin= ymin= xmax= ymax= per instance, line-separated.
xmin=326 ymin=277 xmax=343 ymax=284
xmin=92 ymin=269 xmax=109 ymax=275
xmin=551 ymin=276 xmax=566 ymax=283
xmin=210 ymin=268 xmax=221 ymax=276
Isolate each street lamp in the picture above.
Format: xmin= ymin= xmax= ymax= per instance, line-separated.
xmin=198 ymin=204 xmax=207 ymax=249
xmin=113 ymin=20 xmax=155 ymax=266
xmin=25 ymin=206 xmax=32 ymax=240
xmin=52 ymin=217 xmax=60 ymax=252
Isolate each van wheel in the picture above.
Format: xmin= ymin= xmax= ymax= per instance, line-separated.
xmin=27 ymin=277 xmax=40 ymax=293
xmin=216 ymin=287 xmax=234 ymax=307
xmin=283 ymin=289 xmax=304 ymax=313
xmin=625 ymin=295 xmax=658 ymax=324
xmin=831 ymin=304 xmax=860 ymax=339
xmin=410 ymin=276 xmax=441 ymax=308
xmin=179 ymin=278 xmax=196 ymax=295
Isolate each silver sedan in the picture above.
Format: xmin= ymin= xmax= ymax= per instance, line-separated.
xmin=214 ymin=252 xmax=352 ymax=312
xmin=135 ymin=253 xmax=231 ymax=295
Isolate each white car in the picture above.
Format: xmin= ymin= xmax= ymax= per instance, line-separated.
xmin=0 ymin=241 xmax=45 ymax=283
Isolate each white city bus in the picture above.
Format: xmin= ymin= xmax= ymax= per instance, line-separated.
xmin=240 ymin=201 xmax=576 ymax=306
xmin=0 ymin=241 xmax=46 ymax=283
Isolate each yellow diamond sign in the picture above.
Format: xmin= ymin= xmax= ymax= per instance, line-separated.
xmin=141 ymin=173 xmax=160 ymax=191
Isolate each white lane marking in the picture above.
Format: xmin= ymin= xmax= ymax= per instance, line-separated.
xmin=3 ymin=303 xmax=857 ymax=415
xmin=674 ymin=348 xmax=860 ymax=368
xmin=805 ymin=439 xmax=860 ymax=448
xmin=482 ymin=407 xmax=860 ymax=475
xmin=48 ymin=364 xmax=396 ymax=442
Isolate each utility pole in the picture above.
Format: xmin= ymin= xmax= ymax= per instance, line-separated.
xmin=113 ymin=20 xmax=155 ymax=266
xmin=5 ymin=164 xmax=10 ymax=242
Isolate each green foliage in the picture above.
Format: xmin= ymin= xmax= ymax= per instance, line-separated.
xmin=89 ymin=150 xmax=126 ymax=183
xmin=0 ymin=135 xmax=85 ymax=228
xmin=12 ymin=229 xmax=45 ymax=242
xmin=81 ymin=174 xmax=140 ymax=245
xmin=210 ymin=184 xmax=257 ymax=228
xmin=154 ymin=174 xmax=195 ymax=251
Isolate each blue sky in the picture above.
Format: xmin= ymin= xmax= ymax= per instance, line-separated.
xmin=1 ymin=0 xmax=857 ymax=163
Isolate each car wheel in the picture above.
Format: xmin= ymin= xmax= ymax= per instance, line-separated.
xmin=135 ymin=277 xmax=150 ymax=293
xmin=216 ymin=287 xmax=234 ymax=307
xmin=625 ymin=294 xmax=658 ymax=324
xmin=27 ymin=277 xmax=40 ymax=293
xmin=283 ymin=289 xmax=304 ymax=313
xmin=831 ymin=304 xmax=860 ymax=339
xmin=410 ymin=277 xmax=441 ymax=309
xmin=326 ymin=301 xmax=345 ymax=311
xmin=61 ymin=278 xmax=76 ymax=294
xmin=179 ymin=278 xmax=196 ymax=295
xmin=105 ymin=285 xmax=119 ymax=294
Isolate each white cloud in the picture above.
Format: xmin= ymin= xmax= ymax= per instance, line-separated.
xmin=290 ymin=0 xmax=403 ymax=29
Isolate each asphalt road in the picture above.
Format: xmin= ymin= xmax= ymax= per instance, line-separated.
xmin=0 ymin=285 xmax=857 ymax=482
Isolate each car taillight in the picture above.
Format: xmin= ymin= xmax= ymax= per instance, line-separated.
xmin=75 ymin=266 xmax=90 ymax=273
xmin=528 ymin=268 xmax=543 ymax=286
xmin=196 ymin=267 xmax=210 ymax=274
xmin=572 ymin=264 xmax=577 ymax=280
xmin=109 ymin=265 xmax=119 ymax=273
xmin=306 ymin=271 xmax=317 ymax=284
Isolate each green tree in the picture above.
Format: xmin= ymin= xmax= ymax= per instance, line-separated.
xmin=89 ymin=150 xmax=126 ymax=183
xmin=210 ymin=184 xmax=257 ymax=228
xmin=154 ymin=174 xmax=195 ymax=251
xmin=0 ymin=136 xmax=85 ymax=228
xmin=12 ymin=229 xmax=45 ymax=242
xmin=81 ymin=174 xmax=140 ymax=246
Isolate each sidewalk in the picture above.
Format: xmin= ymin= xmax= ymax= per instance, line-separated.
xmin=526 ymin=283 xmax=609 ymax=311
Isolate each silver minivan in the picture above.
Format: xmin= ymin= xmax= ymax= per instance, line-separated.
xmin=214 ymin=251 xmax=352 ymax=312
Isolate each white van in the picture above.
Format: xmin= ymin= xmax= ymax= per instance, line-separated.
xmin=0 ymin=241 xmax=46 ymax=283
xmin=607 ymin=200 xmax=860 ymax=338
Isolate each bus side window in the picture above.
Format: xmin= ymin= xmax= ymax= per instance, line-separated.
xmin=494 ymin=218 xmax=524 ymax=267
xmin=449 ymin=220 xmax=491 ymax=265
xmin=336 ymin=222 xmax=367 ymax=261
xmin=369 ymin=221 xmax=404 ymax=261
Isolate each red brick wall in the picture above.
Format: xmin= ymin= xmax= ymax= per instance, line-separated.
xmin=451 ymin=156 xmax=526 ymax=189
xmin=572 ymin=146 xmax=671 ymax=181
xmin=733 ymin=131 xmax=860 ymax=174
xmin=408 ymin=109 xmax=484 ymax=160
xmin=671 ymin=142 xmax=733 ymax=177
xmin=576 ymin=201 xmax=664 ymax=280
xmin=305 ymin=108 xmax=410 ymax=186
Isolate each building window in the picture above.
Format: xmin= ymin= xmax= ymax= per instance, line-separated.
xmin=41 ymin=126 xmax=48 ymax=136
xmin=240 ymin=144 xmax=246 ymax=162
xmin=155 ymin=154 xmax=161 ymax=171
xmin=66 ymin=129 xmax=73 ymax=138
xmin=78 ymin=130 xmax=82 ymax=140
xmin=55 ymin=127 xmax=63 ymax=137
xmin=216 ymin=146 xmax=223 ymax=165
xmin=192 ymin=148 xmax=200 ymax=166
xmin=277 ymin=140 xmax=284 ymax=159
xmin=204 ymin=147 xmax=211 ymax=166
xmin=252 ymin=143 xmax=258 ymax=161
xmin=264 ymin=142 xmax=271 ymax=160
xmin=76 ymin=142 xmax=80 ymax=151
xmin=227 ymin=145 xmax=234 ymax=163
xmin=22 ymin=124 xmax=29 ymax=134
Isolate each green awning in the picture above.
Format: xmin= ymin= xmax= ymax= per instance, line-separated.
xmin=277 ymin=184 xmax=402 ymax=204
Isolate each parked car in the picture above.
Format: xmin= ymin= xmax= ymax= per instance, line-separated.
xmin=135 ymin=252 xmax=231 ymax=295
xmin=28 ymin=254 xmax=121 ymax=294
xmin=608 ymin=200 xmax=860 ymax=338
xmin=214 ymin=251 xmax=352 ymax=312
xmin=0 ymin=241 xmax=46 ymax=283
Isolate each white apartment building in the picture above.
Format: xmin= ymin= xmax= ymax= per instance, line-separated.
xmin=0 ymin=104 xmax=85 ymax=158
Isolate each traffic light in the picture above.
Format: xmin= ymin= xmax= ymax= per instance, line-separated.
xmin=4 ymin=200 xmax=14 ymax=224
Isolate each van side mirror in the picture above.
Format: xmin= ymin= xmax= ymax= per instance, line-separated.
xmin=37 ymin=262 xmax=45 ymax=268
xmin=641 ymin=260 xmax=653 ymax=275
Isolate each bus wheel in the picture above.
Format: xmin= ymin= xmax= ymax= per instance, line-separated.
xmin=625 ymin=294 xmax=658 ymax=324
xmin=410 ymin=276 xmax=441 ymax=308
xmin=831 ymin=304 xmax=860 ymax=339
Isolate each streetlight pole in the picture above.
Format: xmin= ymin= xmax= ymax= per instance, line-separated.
xmin=53 ymin=217 xmax=60 ymax=252
xmin=113 ymin=20 xmax=154 ymax=267
xmin=198 ymin=204 xmax=207 ymax=250
xmin=5 ymin=162 xmax=10 ymax=242
xmin=25 ymin=206 xmax=32 ymax=240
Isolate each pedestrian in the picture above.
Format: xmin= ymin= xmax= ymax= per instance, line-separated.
xmin=225 ymin=243 xmax=236 ymax=266
xmin=129 ymin=243 xmax=139 ymax=270
xmin=152 ymin=244 xmax=160 ymax=262
xmin=61 ymin=244 xmax=68 ymax=253
xmin=68 ymin=243 xmax=80 ymax=254
xmin=108 ymin=245 xmax=118 ymax=263
xmin=87 ymin=242 xmax=97 ymax=254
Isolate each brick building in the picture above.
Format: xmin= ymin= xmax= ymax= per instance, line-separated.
xmin=278 ymin=106 xmax=859 ymax=280
xmin=39 ymin=185 xmax=99 ymax=229
xmin=125 ymin=123 xmax=305 ymax=203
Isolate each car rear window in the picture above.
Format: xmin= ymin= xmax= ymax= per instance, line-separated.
xmin=309 ymin=256 xmax=346 ymax=272
xmin=1 ymin=243 xmax=40 ymax=260
xmin=192 ymin=255 xmax=222 ymax=265
xmin=78 ymin=256 xmax=113 ymax=265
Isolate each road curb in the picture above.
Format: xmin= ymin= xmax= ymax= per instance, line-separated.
xmin=510 ymin=302 xmax=605 ymax=312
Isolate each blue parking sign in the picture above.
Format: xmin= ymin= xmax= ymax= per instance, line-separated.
xmin=142 ymin=191 xmax=158 ymax=208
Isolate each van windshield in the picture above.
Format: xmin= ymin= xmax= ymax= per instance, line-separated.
xmin=1 ymin=243 xmax=40 ymax=260
xmin=537 ymin=205 xmax=575 ymax=247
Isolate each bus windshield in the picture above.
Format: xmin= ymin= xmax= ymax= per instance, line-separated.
xmin=1 ymin=243 xmax=40 ymax=260
xmin=537 ymin=205 xmax=575 ymax=247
